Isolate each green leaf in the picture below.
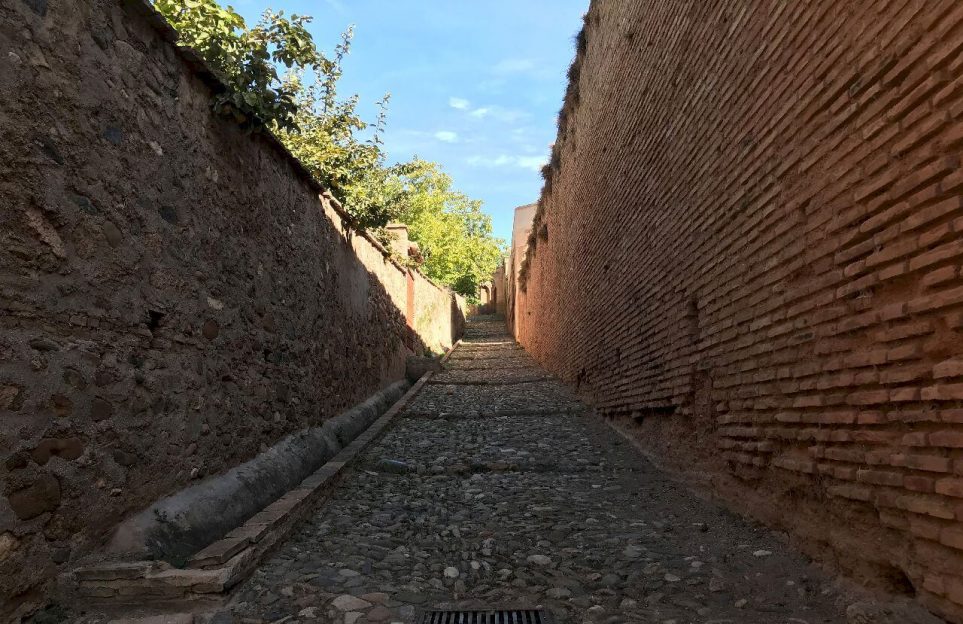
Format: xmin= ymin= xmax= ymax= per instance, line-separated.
xmin=151 ymin=0 xmax=501 ymax=294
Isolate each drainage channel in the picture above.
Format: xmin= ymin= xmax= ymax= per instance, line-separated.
xmin=419 ymin=609 xmax=552 ymax=624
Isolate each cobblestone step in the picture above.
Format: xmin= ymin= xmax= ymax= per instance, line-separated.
xmin=221 ymin=319 xmax=861 ymax=624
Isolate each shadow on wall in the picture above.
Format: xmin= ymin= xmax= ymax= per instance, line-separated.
xmin=0 ymin=0 xmax=463 ymax=618
xmin=451 ymin=294 xmax=466 ymax=343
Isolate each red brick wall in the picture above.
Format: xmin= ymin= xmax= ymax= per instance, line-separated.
xmin=516 ymin=1 xmax=963 ymax=620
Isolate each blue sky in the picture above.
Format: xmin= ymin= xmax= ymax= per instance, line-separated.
xmin=233 ymin=0 xmax=589 ymax=243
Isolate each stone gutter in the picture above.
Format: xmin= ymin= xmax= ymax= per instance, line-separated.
xmin=104 ymin=382 xmax=408 ymax=567
xmin=58 ymin=341 xmax=461 ymax=605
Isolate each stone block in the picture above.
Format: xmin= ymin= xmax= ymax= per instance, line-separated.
xmin=188 ymin=537 xmax=249 ymax=569
xmin=74 ymin=561 xmax=158 ymax=581
xmin=225 ymin=522 xmax=271 ymax=544
xmin=108 ymin=614 xmax=194 ymax=624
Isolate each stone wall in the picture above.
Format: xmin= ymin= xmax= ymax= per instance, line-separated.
xmin=0 ymin=0 xmax=462 ymax=617
xmin=516 ymin=1 xmax=963 ymax=621
xmin=413 ymin=272 xmax=465 ymax=354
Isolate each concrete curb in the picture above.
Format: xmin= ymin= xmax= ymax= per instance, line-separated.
xmin=59 ymin=342 xmax=461 ymax=606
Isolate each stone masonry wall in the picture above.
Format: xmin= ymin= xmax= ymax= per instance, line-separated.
xmin=413 ymin=273 xmax=465 ymax=355
xmin=0 ymin=0 xmax=461 ymax=617
xmin=516 ymin=1 xmax=963 ymax=621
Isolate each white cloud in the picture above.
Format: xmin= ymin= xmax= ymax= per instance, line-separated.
xmin=466 ymin=154 xmax=548 ymax=172
xmin=434 ymin=130 xmax=459 ymax=143
xmin=468 ymin=105 xmax=526 ymax=123
xmin=449 ymin=97 xmax=470 ymax=110
xmin=493 ymin=58 xmax=537 ymax=74
xmin=515 ymin=156 xmax=549 ymax=171
xmin=322 ymin=0 xmax=347 ymax=14
xmin=476 ymin=78 xmax=506 ymax=94
xmin=467 ymin=155 xmax=512 ymax=167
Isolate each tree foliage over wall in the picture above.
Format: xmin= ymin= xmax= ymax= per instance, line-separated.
xmin=155 ymin=0 xmax=323 ymax=130
xmin=153 ymin=0 xmax=503 ymax=298
xmin=394 ymin=161 xmax=504 ymax=296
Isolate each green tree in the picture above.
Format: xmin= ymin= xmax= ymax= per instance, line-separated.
xmin=154 ymin=0 xmax=504 ymax=297
xmin=154 ymin=0 xmax=327 ymax=130
xmin=395 ymin=161 xmax=505 ymax=298
xmin=278 ymin=33 xmax=406 ymax=230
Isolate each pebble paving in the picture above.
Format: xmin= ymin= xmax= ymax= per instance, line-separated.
xmin=228 ymin=317 xmax=850 ymax=624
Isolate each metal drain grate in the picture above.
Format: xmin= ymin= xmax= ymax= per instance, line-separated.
xmin=419 ymin=610 xmax=550 ymax=624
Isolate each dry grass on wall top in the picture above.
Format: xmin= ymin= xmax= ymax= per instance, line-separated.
xmin=520 ymin=10 xmax=596 ymax=292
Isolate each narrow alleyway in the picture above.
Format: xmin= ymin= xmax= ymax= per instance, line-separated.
xmin=227 ymin=317 xmax=851 ymax=624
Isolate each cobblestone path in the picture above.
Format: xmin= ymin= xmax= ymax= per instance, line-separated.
xmin=228 ymin=317 xmax=850 ymax=624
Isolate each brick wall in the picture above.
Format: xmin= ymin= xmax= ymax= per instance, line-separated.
xmin=0 ymin=0 xmax=461 ymax=616
xmin=516 ymin=1 xmax=963 ymax=620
